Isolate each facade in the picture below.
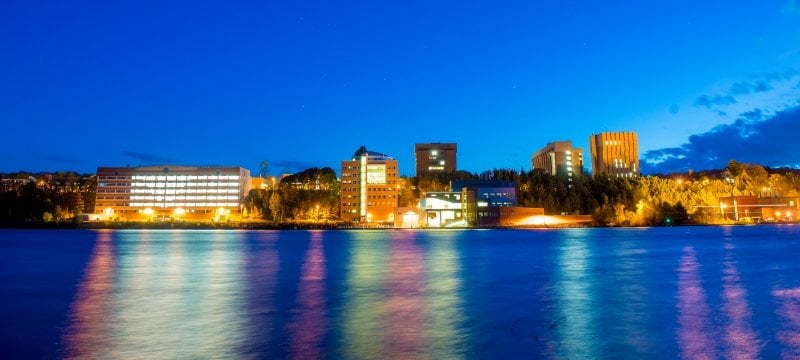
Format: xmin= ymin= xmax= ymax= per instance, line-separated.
xmin=419 ymin=191 xmax=465 ymax=227
xmin=452 ymin=180 xmax=517 ymax=227
xmin=415 ymin=143 xmax=457 ymax=177
xmin=589 ymin=132 xmax=639 ymax=177
xmin=531 ymin=140 xmax=583 ymax=184
xmin=340 ymin=146 xmax=399 ymax=223
xmin=94 ymin=165 xmax=252 ymax=222
xmin=718 ymin=196 xmax=799 ymax=222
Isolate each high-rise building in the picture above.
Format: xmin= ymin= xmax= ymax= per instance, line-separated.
xmin=340 ymin=146 xmax=399 ymax=223
xmin=414 ymin=143 xmax=456 ymax=177
xmin=94 ymin=165 xmax=251 ymax=221
xmin=589 ymin=132 xmax=639 ymax=177
xmin=531 ymin=141 xmax=583 ymax=183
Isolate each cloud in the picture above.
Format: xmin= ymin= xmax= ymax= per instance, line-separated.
xmin=693 ymin=69 xmax=797 ymax=110
xmin=642 ymin=106 xmax=800 ymax=173
xmin=122 ymin=150 xmax=177 ymax=164
xmin=693 ymin=95 xmax=736 ymax=108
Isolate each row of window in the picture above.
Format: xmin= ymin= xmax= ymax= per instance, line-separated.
xmin=130 ymin=195 xmax=239 ymax=201
xmin=99 ymin=175 xmax=240 ymax=181
xmin=130 ymin=189 xmax=239 ymax=194
xmin=128 ymin=202 xmax=240 ymax=208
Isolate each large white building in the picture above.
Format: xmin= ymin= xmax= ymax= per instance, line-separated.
xmin=94 ymin=165 xmax=251 ymax=221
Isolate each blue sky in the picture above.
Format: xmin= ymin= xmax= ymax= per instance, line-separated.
xmin=1 ymin=0 xmax=799 ymax=175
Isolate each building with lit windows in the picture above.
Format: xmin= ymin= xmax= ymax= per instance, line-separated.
xmin=94 ymin=166 xmax=252 ymax=222
xmin=340 ymin=146 xmax=399 ymax=223
xmin=419 ymin=191 xmax=465 ymax=227
xmin=589 ymin=132 xmax=639 ymax=177
xmin=414 ymin=143 xmax=456 ymax=177
xmin=531 ymin=140 xmax=583 ymax=184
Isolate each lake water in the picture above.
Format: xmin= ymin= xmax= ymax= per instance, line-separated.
xmin=2 ymin=226 xmax=800 ymax=359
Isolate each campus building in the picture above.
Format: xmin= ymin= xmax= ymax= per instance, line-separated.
xmin=452 ymin=180 xmax=517 ymax=227
xmin=414 ymin=143 xmax=457 ymax=177
xmin=589 ymin=132 xmax=639 ymax=177
xmin=340 ymin=146 xmax=399 ymax=223
xmin=94 ymin=165 xmax=252 ymax=222
xmin=531 ymin=140 xmax=583 ymax=184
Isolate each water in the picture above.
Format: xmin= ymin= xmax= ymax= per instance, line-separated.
xmin=1 ymin=226 xmax=800 ymax=358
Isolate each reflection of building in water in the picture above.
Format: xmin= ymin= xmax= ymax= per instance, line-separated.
xmin=340 ymin=146 xmax=399 ymax=223
xmin=343 ymin=232 xmax=388 ymax=358
xmin=773 ymin=286 xmax=800 ymax=358
xmin=385 ymin=233 xmax=426 ymax=357
xmin=554 ymin=232 xmax=598 ymax=359
xmin=677 ymin=246 xmax=716 ymax=359
xmin=721 ymin=243 xmax=760 ymax=358
xmin=64 ymin=231 xmax=115 ymax=359
xmin=423 ymin=232 xmax=465 ymax=358
xmin=68 ymin=231 xmax=249 ymax=358
xmin=245 ymin=232 xmax=280 ymax=353
xmin=288 ymin=232 xmax=327 ymax=359
xmin=94 ymin=166 xmax=252 ymax=222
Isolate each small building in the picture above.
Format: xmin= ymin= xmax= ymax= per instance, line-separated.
xmin=718 ymin=196 xmax=799 ymax=222
xmin=419 ymin=191 xmax=465 ymax=227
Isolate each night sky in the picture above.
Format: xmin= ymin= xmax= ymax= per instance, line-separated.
xmin=2 ymin=1 xmax=799 ymax=175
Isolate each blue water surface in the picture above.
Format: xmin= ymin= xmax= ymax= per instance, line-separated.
xmin=1 ymin=226 xmax=800 ymax=359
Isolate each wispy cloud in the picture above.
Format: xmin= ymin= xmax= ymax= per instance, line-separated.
xmin=642 ymin=106 xmax=800 ymax=173
xmin=693 ymin=94 xmax=736 ymax=108
xmin=692 ymin=69 xmax=798 ymax=111
xmin=122 ymin=150 xmax=177 ymax=164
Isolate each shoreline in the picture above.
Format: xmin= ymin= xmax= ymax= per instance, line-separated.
xmin=0 ymin=220 xmax=797 ymax=231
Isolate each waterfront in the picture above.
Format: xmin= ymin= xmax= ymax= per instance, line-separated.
xmin=1 ymin=226 xmax=800 ymax=358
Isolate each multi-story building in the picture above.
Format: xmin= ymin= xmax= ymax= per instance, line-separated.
xmin=340 ymin=146 xmax=399 ymax=223
xmin=94 ymin=165 xmax=251 ymax=222
xmin=531 ymin=141 xmax=583 ymax=184
xmin=414 ymin=143 xmax=457 ymax=177
xmin=589 ymin=132 xmax=639 ymax=177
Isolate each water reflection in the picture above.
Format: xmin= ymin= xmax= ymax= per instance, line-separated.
xmin=343 ymin=231 xmax=388 ymax=359
xmin=63 ymin=231 xmax=249 ymax=358
xmin=288 ymin=231 xmax=327 ymax=359
xmin=721 ymin=243 xmax=761 ymax=359
xmin=424 ymin=231 xmax=466 ymax=358
xmin=773 ymin=287 xmax=800 ymax=357
xmin=554 ymin=230 xmax=598 ymax=359
xmin=385 ymin=232 xmax=426 ymax=358
xmin=612 ymin=239 xmax=650 ymax=355
xmin=677 ymin=246 xmax=716 ymax=359
xmin=245 ymin=231 xmax=280 ymax=354
xmin=64 ymin=231 xmax=115 ymax=359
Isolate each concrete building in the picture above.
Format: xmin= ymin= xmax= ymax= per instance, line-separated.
xmin=589 ymin=132 xmax=639 ymax=177
xmin=340 ymin=146 xmax=399 ymax=223
xmin=415 ymin=143 xmax=457 ymax=177
xmin=94 ymin=165 xmax=252 ymax=222
xmin=531 ymin=140 xmax=583 ymax=184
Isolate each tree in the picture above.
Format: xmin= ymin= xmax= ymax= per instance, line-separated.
xmin=269 ymin=192 xmax=282 ymax=222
